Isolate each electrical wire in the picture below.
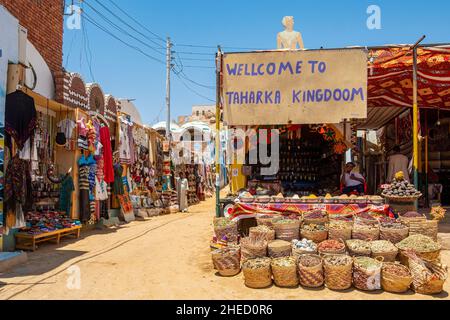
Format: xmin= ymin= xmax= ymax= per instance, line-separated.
xmin=83 ymin=0 xmax=165 ymax=56
xmin=90 ymin=0 xmax=165 ymax=49
xmin=82 ymin=14 xmax=96 ymax=82
xmin=107 ymin=0 xmax=166 ymax=43
xmin=178 ymin=71 xmax=215 ymax=90
xmin=174 ymin=72 xmax=215 ymax=102
xmin=64 ymin=28 xmax=78 ymax=69
xmin=82 ymin=12 xmax=165 ymax=65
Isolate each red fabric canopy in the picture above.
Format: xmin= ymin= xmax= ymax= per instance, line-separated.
xmin=368 ymin=46 xmax=450 ymax=109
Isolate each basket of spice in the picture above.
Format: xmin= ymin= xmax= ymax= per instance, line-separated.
xmin=353 ymin=256 xmax=383 ymax=291
xmin=271 ymin=257 xmax=299 ymax=287
xmin=268 ymin=240 xmax=292 ymax=258
xmin=301 ymin=224 xmax=328 ymax=243
xmin=242 ymin=258 xmax=273 ymax=289
xmin=318 ymin=239 xmax=347 ymax=256
xmin=396 ymin=234 xmax=441 ymax=265
xmin=214 ymin=217 xmax=239 ymax=244
xmin=292 ymin=239 xmax=318 ymax=258
xmin=352 ymin=221 xmax=380 ymax=241
xmin=256 ymin=215 xmax=280 ymax=229
xmin=323 ymin=254 xmax=353 ymax=290
xmin=397 ymin=211 xmax=427 ymax=226
xmin=381 ymin=262 xmax=413 ymax=293
xmin=211 ymin=246 xmax=241 ymax=277
xmin=354 ymin=212 xmax=379 ymax=226
xmin=303 ymin=209 xmax=328 ymax=225
xmin=298 ymin=254 xmax=324 ymax=288
xmin=273 ymin=219 xmax=301 ymax=242
xmin=328 ymin=220 xmax=353 ymax=241
xmin=370 ymin=240 xmax=399 ymax=262
xmin=403 ymin=250 xmax=448 ymax=295
xmin=249 ymin=225 xmax=276 ymax=241
xmin=240 ymin=237 xmax=268 ymax=262
xmin=409 ymin=220 xmax=439 ymax=242
xmin=346 ymin=239 xmax=372 ymax=257
xmin=380 ymin=220 xmax=409 ymax=244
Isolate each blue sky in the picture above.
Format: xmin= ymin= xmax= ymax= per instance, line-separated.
xmin=63 ymin=0 xmax=450 ymax=125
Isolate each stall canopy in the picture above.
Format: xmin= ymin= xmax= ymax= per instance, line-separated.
xmin=360 ymin=45 xmax=450 ymax=129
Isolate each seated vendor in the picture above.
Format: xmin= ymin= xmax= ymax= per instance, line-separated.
xmin=341 ymin=162 xmax=366 ymax=195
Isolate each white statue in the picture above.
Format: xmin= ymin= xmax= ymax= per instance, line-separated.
xmin=277 ymin=16 xmax=305 ymax=50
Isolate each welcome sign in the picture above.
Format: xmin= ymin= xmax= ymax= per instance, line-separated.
xmin=222 ymin=49 xmax=368 ymax=125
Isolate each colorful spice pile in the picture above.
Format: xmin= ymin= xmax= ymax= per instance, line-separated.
xmin=318 ymin=240 xmax=345 ymax=253
xmin=323 ymin=255 xmax=351 ymax=266
xmin=401 ymin=211 xmax=423 ymax=218
xmin=242 ymin=257 xmax=271 ymax=269
xmin=298 ymin=255 xmax=322 ymax=267
xmin=371 ymin=240 xmax=397 ymax=253
xmin=354 ymin=256 xmax=382 ymax=269
xmin=346 ymin=239 xmax=371 ymax=256
xmin=397 ymin=234 xmax=440 ymax=252
xmin=272 ymin=256 xmax=296 ymax=268
xmin=304 ymin=210 xmax=327 ymax=219
xmin=381 ymin=221 xmax=407 ymax=229
xmin=383 ymin=263 xmax=410 ymax=277
xmin=302 ymin=224 xmax=327 ymax=232
xmin=431 ymin=206 xmax=446 ymax=221
xmin=292 ymin=239 xmax=317 ymax=252
xmin=356 ymin=212 xmax=377 ymax=221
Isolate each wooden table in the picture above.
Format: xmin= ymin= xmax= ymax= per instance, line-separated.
xmin=15 ymin=226 xmax=82 ymax=251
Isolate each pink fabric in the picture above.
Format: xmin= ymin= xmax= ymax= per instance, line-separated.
xmin=100 ymin=126 xmax=114 ymax=184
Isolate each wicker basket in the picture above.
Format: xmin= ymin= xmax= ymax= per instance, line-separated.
xmin=298 ymin=254 xmax=324 ymax=288
xmin=300 ymin=227 xmax=328 ymax=244
xmin=318 ymin=239 xmax=347 ymax=256
xmin=370 ymin=240 xmax=399 ymax=262
xmin=323 ymin=254 xmax=353 ymax=290
xmin=274 ymin=220 xmax=301 ymax=241
xmin=405 ymin=251 xmax=448 ymax=295
xmin=271 ymin=257 xmax=299 ymax=287
xmin=346 ymin=239 xmax=372 ymax=257
xmin=399 ymin=248 xmax=441 ymax=266
xmin=268 ymin=240 xmax=292 ymax=258
xmin=249 ymin=227 xmax=276 ymax=241
xmin=214 ymin=218 xmax=239 ymax=243
xmin=353 ymin=257 xmax=383 ymax=291
xmin=409 ymin=220 xmax=439 ymax=241
xmin=240 ymin=237 xmax=268 ymax=262
xmin=211 ymin=247 xmax=241 ymax=277
xmin=292 ymin=245 xmax=318 ymax=259
xmin=352 ymin=223 xmax=380 ymax=241
xmin=328 ymin=221 xmax=353 ymax=241
xmin=398 ymin=214 xmax=427 ymax=226
xmin=256 ymin=216 xmax=278 ymax=228
xmin=381 ymin=263 xmax=412 ymax=293
xmin=242 ymin=258 xmax=273 ymax=289
xmin=303 ymin=211 xmax=329 ymax=225
xmin=380 ymin=223 xmax=409 ymax=244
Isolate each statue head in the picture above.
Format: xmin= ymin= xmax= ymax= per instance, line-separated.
xmin=282 ymin=16 xmax=295 ymax=31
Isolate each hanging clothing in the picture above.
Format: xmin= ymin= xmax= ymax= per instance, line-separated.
xmin=100 ymin=126 xmax=115 ymax=183
xmin=57 ymin=119 xmax=76 ymax=139
xmin=113 ymin=164 xmax=125 ymax=195
xmin=4 ymin=155 xmax=31 ymax=210
xmin=19 ymin=137 xmax=38 ymax=161
xmin=177 ymin=178 xmax=189 ymax=212
xmin=95 ymin=176 xmax=109 ymax=201
xmin=119 ymin=120 xmax=131 ymax=164
xmin=59 ymin=175 xmax=75 ymax=216
xmin=5 ymin=90 xmax=37 ymax=151
xmin=78 ymin=155 xmax=92 ymax=223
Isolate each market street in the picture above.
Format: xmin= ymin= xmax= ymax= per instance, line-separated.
xmin=0 ymin=193 xmax=449 ymax=300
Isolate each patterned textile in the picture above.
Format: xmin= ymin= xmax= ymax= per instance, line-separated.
xmin=368 ymin=46 xmax=450 ymax=109
xmin=230 ymin=202 xmax=392 ymax=221
xmin=4 ymin=155 xmax=31 ymax=209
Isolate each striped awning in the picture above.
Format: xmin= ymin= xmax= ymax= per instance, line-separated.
xmin=356 ymin=106 xmax=408 ymax=130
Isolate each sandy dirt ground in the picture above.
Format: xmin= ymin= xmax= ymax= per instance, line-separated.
xmin=0 ymin=192 xmax=449 ymax=300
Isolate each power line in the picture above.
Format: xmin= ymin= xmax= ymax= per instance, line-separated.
xmin=182 ymin=65 xmax=215 ymax=69
xmin=177 ymin=57 xmax=214 ymax=62
xmin=176 ymin=51 xmax=215 ymax=56
xmin=107 ymin=0 xmax=166 ymax=43
xmin=175 ymin=43 xmax=263 ymax=51
xmin=82 ymin=12 xmax=165 ymax=65
xmin=64 ymin=28 xmax=78 ymax=69
xmin=174 ymin=73 xmax=215 ymax=102
xmin=178 ymin=71 xmax=215 ymax=90
xmin=83 ymin=0 xmax=165 ymax=56
xmin=90 ymin=0 xmax=165 ymax=49
xmin=82 ymin=14 xmax=96 ymax=82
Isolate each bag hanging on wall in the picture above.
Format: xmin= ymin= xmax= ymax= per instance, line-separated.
xmin=56 ymin=105 xmax=67 ymax=147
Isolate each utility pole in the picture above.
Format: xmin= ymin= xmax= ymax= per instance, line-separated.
xmin=166 ymin=37 xmax=172 ymax=140
xmin=215 ymin=46 xmax=222 ymax=218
